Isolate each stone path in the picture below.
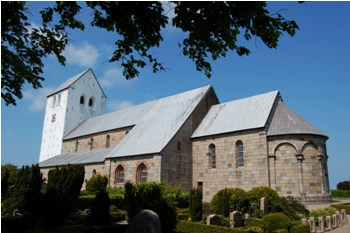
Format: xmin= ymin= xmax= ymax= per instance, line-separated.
xmin=328 ymin=215 xmax=350 ymax=233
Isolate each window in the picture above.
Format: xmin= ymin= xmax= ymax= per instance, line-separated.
xmin=90 ymin=138 xmax=94 ymax=150
xmin=115 ymin=165 xmax=125 ymax=184
xmin=51 ymin=95 xmax=56 ymax=107
xmin=80 ymin=95 xmax=85 ymax=105
xmin=236 ymin=141 xmax=244 ymax=167
xmin=92 ymin=169 xmax=97 ymax=176
xmin=136 ymin=163 xmax=147 ymax=183
xmin=209 ymin=144 xmax=216 ymax=169
xmin=75 ymin=140 xmax=79 ymax=152
xmin=56 ymin=93 xmax=61 ymax=106
xmin=88 ymin=97 xmax=94 ymax=107
xmin=106 ymin=134 xmax=111 ymax=148
xmin=177 ymin=141 xmax=181 ymax=150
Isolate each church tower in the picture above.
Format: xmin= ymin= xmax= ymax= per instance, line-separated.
xmin=39 ymin=69 xmax=106 ymax=162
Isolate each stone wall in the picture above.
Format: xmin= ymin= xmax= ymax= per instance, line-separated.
xmin=61 ymin=126 xmax=133 ymax=153
xmin=267 ymin=135 xmax=330 ymax=202
xmin=192 ymin=129 xmax=270 ymax=202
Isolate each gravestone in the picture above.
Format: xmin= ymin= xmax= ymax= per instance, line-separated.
xmin=206 ymin=214 xmax=222 ymax=226
xmin=260 ymin=197 xmax=268 ymax=214
xmin=230 ymin=211 xmax=244 ymax=228
xmin=127 ymin=209 xmax=161 ymax=233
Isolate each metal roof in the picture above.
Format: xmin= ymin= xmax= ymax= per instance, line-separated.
xmin=267 ymin=101 xmax=326 ymax=137
xmin=48 ymin=68 xmax=90 ymax=96
xmin=39 ymin=148 xmax=113 ymax=167
xmin=192 ymin=90 xmax=279 ymax=138
xmin=61 ymin=85 xmax=211 ymax=159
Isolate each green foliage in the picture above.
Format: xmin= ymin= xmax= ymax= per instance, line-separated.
xmin=230 ymin=188 xmax=250 ymax=213
xmin=189 ymin=188 xmax=203 ymax=221
xmin=247 ymin=186 xmax=278 ymax=204
xmin=246 ymin=226 xmax=263 ymax=233
xmin=211 ymin=188 xmax=234 ymax=217
xmin=86 ymin=189 xmax=111 ymax=225
xmin=85 ymin=174 xmax=108 ymax=194
xmin=291 ymin=224 xmax=310 ymax=233
xmin=40 ymin=164 xmax=85 ymax=229
xmin=310 ymin=207 xmax=337 ymax=217
xmin=1 ymin=164 xmax=19 ymax=200
xmin=268 ymin=196 xmax=309 ymax=220
xmin=331 ymin=189 xmax=350 ymax=198
xmin=124 ymin=182 xmax=178 ymax=233
xmin=2 ymin=1 xmax=299 ymax=106
xmin=177 ymin=221 xmax=247 ymax=233
xmin=336 ymin=181 xmax=350 ymax=190
xmin=330 ymin=202 xmax=350 ymax=214
xmin=1 ymin=164 xmax=43 ymax=216
xmin=162 ymin=184 xmax=190 ymax=208
xmin=261 ymin=213 xmax=291 ymax=233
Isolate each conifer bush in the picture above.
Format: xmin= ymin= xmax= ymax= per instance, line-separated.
xmin=211 ymin=188 xmax=234 ymax=217
xmin=261 ymin=213 xmax=291 ymax=233
xmin=85 ymin=174 xmax=108 ymax=194
xmin=189 ymin=188 xmax=203 ymax=221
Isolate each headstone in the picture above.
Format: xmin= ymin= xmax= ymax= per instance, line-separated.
xmin=206 ymin=214 xmax=221 ymax=226
xmin=244 ymin=213 xmax=251 ymax=219
xmin=230 ymin=211 xmax=244 ymax=228
xmin=341 ymin=209 xmax=348 ymax=224
xmin=308 ymin=217 xmax=316 ymax=233
xmin=325 ymin=216 xmax=332 ymax=230
xmin=260 ymin=197 xmax=268 ymax=214
xmin=127 ymin=209 xmax=161 ymax=233
xmin=332 ymin=214 xmax=338 ymax=228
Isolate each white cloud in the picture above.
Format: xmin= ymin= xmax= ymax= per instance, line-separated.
xmin=63 ymin=42 xmax=100 ymax=67
xmin=99 ymin=67 xmax=134 ymax=89
xmin=23 ymin=87 xmax=55 ymax=112
xmin=107 ymin=99 xmax=134 ymax=112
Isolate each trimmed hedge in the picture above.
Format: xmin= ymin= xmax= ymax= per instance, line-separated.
xmin=291 ymin=224 xmax=310 ymax=233
xmin=330 ymin=202 xmax=350 ymax=214
xmin=261 ymin=213 xmax=291 ymax=233
xmin=176 ymin=221 xmax=247 ymax=233
xmin=331 ymin=190 xmax=350 ymax=198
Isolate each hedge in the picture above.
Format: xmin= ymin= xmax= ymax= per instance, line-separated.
xmin=176 ymin=221 xmax=247 ymax=233
xmin=291 ymin=224 xmax=310 ymax=233
xmin=261 ymin=213 xmax=291 ymax=233
xmin=331 ymin=190 xmax=350 ymax=198
xmin=330 ymin=202 xmax=350 ymax=214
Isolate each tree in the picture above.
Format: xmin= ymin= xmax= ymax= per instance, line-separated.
xmin=2 ymin=1 xmax=299 ymax=106
xmin=337 ymin=180 xmax=350 ymax=190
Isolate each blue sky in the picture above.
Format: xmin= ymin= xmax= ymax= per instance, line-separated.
xmin=2 ymin=2 xmax=349 ymax=189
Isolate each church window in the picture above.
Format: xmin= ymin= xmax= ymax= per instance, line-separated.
xmin=80 ymin=95 xmax=85 ymax=105
xmin=75 ymin=140 xmax=78 ymax=152
xmin=115 ymin=165 xmax=125 ymax=184
xmin=177 ymin=141 xmax=181 ymax=150
xmin=56 ymin=93 xmax=61 ymax=106
xmin=92 ymin=169 xmax=97 ymax=176
xmin=51 ymin=95 xmax=56 ymax=107
xmin=136 ymin=163 xmax=147 ymax=183
xmin=209 ymin=144 xmax=216 ymax=169
xmin=90 ymin=138 xmax=94 ymax=150
xmin=88 ymin=97 xmax=94 ymax=107
xmin=236 ymin=141 xmax=244 ymax=167
xmin=106 ymin=134 xmax=111 ymax=148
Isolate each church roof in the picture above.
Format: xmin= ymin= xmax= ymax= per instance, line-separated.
xmin=267 ymin=101 xmax=327 ymax=137
xmin=192 ymin=90 xmax=279 ymax=138
xmin=39 ymin=148 xmax=113 ymax=168
xmin=63 ymin=85 xmax=212 ymax=159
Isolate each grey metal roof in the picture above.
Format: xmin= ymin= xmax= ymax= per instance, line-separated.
xmin=39 ymin=148 xmax=113 ymax=167
xmin=267 ymin=101 xmax=326 ymax=137
xmin=192 ymin=90 xmax=279 ymax=138
xmin=62 ymin=85 xmax=211 ymax=159
xmin=48 ymin=68 xmax=90 ymax=97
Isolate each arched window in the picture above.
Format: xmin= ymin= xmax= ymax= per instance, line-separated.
xmin=177 ymin=141 xmax=181 ymax=150
xmin=92 ymin=169 xmax=97 ymax=176
xmin=114 ymin=165 xmax=125 ymax=184
xmin=75 ymin=140 xmax=79 ymax=152
xmin=236 ymin=141 xmax=244 ymax=167
xmin=56 ymin=93 xmax=61 ymax=106
xmin=51 ymin=95 xmax=56 ymax=108
xmin=208 ymin=144 xmax=216 ymax=169
xmin=136 ymin=163 xmax=148 ymax=183
xmin=90 ymin=138 xmax=94 ymax=150
xmin=106 ymin=134 xmax=111 ymax=148
xmin=80 ymin=95 xmax=85 ymax=105
xmin=88 ymin=97 xmax=94 ymax=107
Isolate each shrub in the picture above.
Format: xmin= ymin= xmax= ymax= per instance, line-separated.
xmin=177 ymin=221 xmax=247 ymax=233
xmin=261 ymin=213 xmax=291 ymax=233
xmin=337 ymin=181 xmax=350 ymax=190
xmin=110 ymin=209 xmax=127 ymax=222
xmin=85 ymin=174 xmax=108 ymax=194
xmin=310 ymin=207 xmax=337 ymax=217
xmin=269 ymin=196 xmax=309 ymax=220
xmin=211 ymin=188 xmax=234 ymax=217
xmin=291 ymin=224 xmax=310 ymax=233
xmin=230 ymin=188 xmax=250 ymax=213
xmin=124 ymin=182 xmax=177 ymax=233
xmin=246 ymin=226 xmax=263 ymax=233
xmin=86 ymin=190 xmax=111 ymax=225
xmin=189 ymin=188 xmax=203 ymax=221
xmin=247 ymin=186 xmax=278 ymax=204
xmin=330 ymin=202 xmax=350 ymax=214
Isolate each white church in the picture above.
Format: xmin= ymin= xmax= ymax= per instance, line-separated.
xmin=39 ymin=68 xmax=331 ymax=202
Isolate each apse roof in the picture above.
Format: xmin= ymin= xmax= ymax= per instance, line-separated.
xmin=192 ymin=90 xmax=279 ymax=138
xmin=267 ymin=101 xmax=326 ymax=137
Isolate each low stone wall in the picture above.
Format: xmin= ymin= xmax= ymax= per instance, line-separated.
xmin=302 ymin=209 xmax=348 ymax=233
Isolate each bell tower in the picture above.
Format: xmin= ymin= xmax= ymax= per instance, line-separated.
xmin=39 ymin=68 xmax=106 ymax=162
